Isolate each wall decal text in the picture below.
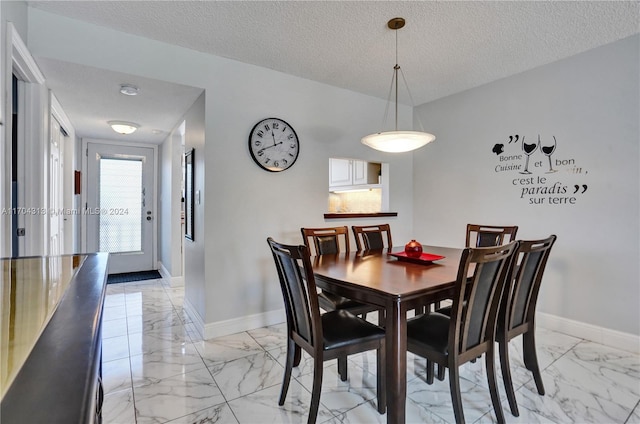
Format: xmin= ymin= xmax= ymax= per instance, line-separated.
xmin=492 ymin=135 xmax=589 ymax=205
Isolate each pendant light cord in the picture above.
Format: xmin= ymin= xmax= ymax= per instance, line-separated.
xmin=381 ymin=26 xmax=400 ymax=132
xmin=395 ymin=26 xmax=399 ymax=131
xmin=380 ymin=17 xmax=428 ymax=134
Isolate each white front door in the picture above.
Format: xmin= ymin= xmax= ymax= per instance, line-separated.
xmin=86 ymin=142 xmax=155 ymax=273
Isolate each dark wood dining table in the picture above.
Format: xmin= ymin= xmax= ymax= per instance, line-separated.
xmin=311 ymin=245 xmax=465 ymax=424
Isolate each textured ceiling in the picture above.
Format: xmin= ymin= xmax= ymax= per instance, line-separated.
xmin=27 ymin=1 xmax=640 ymax=141
xmin=36 ymin=58 xmax=204 ymax=143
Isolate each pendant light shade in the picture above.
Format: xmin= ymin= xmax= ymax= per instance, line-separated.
xmin=362 ymin=18 xmax=435 ymax=153
xmin=362 ymin=130 xmax=435 ymax=153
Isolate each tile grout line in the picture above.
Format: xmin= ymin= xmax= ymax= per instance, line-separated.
xmin=123 ymin=283 xmax=139 ymax=424
xmin=623 ymin=398 xmax=640 ymax=424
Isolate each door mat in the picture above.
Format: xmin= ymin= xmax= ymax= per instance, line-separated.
xmin=107 ymin=270 xmax=162 ymax=284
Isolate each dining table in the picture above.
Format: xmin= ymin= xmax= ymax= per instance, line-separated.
xmin=311 ymin=245 xmax=465 ymax=424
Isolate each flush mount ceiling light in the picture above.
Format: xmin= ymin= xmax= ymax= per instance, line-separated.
xmin=119 ymin=84 xmax=139 ymax=96
xmin=108 ymin=121 xmax=139 ymax=135
xmin=361 ymin=18 xmax=436 ymax=153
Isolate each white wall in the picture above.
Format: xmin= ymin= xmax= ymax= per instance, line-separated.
xmin=182 ymin=93 xmax=206 ymax=323
xmin=158 ymin=122 xmax=185 ymax=277
xmin=25 ymin=8 xmax=417 ymax=336
xmin=413 ymin=35 xmax=639 ymax=341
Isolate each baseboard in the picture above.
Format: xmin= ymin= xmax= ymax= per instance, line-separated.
xmin=183 ymin=296 xmax=205 ymax=340
xmin=157 ymin=261 xmax=183 ymax=286
xmin=182 ymin=298 xmax=285 ymax=341
xmin=183 ymin=304 xmax=639 ymax=352
xmin=170 ymin=276 xmax=184 ymax=286
xmin=537 ymin=312 xmax=639 ymax=354
xmin=157 ymin=261 xmax=170 ymax=279
xmin=202 ymin=309 xmax=286 ymax=340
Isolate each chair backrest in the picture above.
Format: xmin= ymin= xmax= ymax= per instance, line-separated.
xmin=267 ymin=238 xmax=321 ymax=352
xmin=301 ymin=226 xmax=350 ymax=256
xmin=449 ymin=241 xmax=518 ymax=359
xmin=466 ymin=224 xmax=519 ymax=248
xmin=502 ymin=235 xmax=556 ymax=335
xmin=352 ymin=224 xmax=393 ymax=251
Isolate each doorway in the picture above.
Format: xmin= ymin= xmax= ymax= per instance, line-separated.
xmin=85 ymin=142 xmax=156 ymax=273
xmin=49 ymin=116 xmax=65 ymax=256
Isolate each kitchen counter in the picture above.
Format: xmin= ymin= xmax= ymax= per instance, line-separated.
xmin=0 ymin=253 xmax=109 ymax=423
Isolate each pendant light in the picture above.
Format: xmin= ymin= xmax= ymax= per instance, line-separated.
xmin=361 ymin=18 xmax=435 ymax=153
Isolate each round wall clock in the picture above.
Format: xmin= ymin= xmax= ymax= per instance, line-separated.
xmin=248 ymin=118 xmax=299 ymax=172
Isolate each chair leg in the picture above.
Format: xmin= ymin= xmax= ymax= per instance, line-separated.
xmin=376 ymin=344 xmax=386 ymax=414
xmin=426 ymin=359 xmax=435 ymax=384
xmin=436 ymin=363 xmax=445 ymax=381
xmin=523 ymin=331 xmax=545 ymax=395
xmin=308 ymin=358 xmax=324 ymax=424
xmin=279 ymin=339 xmax=296 ymax=405
xmin=448 ymin=364 xmax=466 ymax=424
xmin=499 ymin=339 xmax=519 ymax=416
xmin=337 ymin=355 xmax=348 ymax=381
xmin=293 ymin=344 xmax=302 ymax=367
xmin=486 ymin=347 xmax=506 ymax=424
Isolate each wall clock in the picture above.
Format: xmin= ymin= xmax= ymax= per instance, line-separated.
xmin=248 ymin=118 xmax=299 ymax=172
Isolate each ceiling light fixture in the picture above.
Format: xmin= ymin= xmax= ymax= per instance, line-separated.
xmin=119 ymin=84 xmax=139 ymax=96
xmin=108 ymin=121 xmax=139 ymax=135
xmin=361 ymin=18 xmax=436 ymax=153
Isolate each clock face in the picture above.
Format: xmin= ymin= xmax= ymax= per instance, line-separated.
xmin=248 ymin=118 xmax=299 ymax=172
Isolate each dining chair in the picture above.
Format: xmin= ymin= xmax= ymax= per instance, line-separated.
xmin=267 ymin=237 xmax=386 ymax=424
xmin=301 ymin=227 xmax=380 ymax=317
xmin=427 ymin=224 xmax=519 ymax=334
xmin=351 ymin=224 xmax=393 ymax=251
xmin=466 ymin=224 xmax=519 ymax=248
xmin=430 ymin=223 xmax=520 ymax=346
xmin=406 ymin=241 xmax=518 ymax=424
xmin=301 ymin=226 xmax=351 ymax=256
xmin=498 ymin=234 xmax=557 ymax=417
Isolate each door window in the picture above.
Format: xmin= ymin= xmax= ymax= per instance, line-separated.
xmin=98 ymin=158 xmax=143 ymax=253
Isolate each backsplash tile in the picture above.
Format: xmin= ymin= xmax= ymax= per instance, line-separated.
xmin=328 ymin=189 xmax=382 ymax=213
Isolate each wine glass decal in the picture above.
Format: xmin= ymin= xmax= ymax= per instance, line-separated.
xmin=539 ymin=135 xmax=557 ymax=173
xmin=520 ymin=136 xmax=538 ymax=174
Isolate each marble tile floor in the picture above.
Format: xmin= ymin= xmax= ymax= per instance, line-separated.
xmin=102 ymin=277 xmax=640 ymax=424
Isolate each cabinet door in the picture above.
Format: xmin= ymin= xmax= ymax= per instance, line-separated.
xmin=329 ymin=158 xmax=352 ymax=187
xmin=352 ymin=160 xmax=367 ymax=185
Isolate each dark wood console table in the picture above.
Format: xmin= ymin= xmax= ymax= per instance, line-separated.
xmin=0 ymin=253 xmax=109 ymax=424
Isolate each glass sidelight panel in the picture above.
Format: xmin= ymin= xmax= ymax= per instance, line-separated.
xmin=99 ymin=158 xmax=143 ymax=253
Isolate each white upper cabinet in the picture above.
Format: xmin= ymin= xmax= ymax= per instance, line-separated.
xmin=352 ymin=160 xmax=367 ymax=185
xmin=329 ymin=158 xmax=354 ymax=187
xmin=329 ymin=158 xmax=381 ymax=190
